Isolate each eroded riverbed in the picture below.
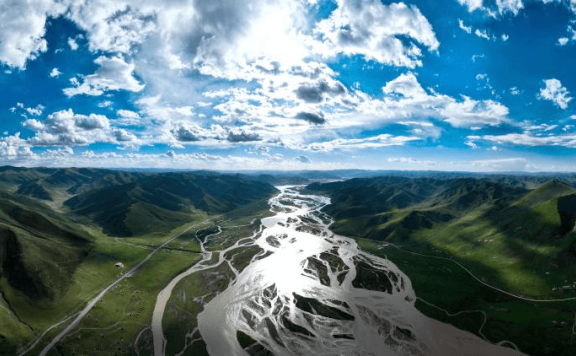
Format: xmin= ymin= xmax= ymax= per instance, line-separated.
xmin=157 ymin=186 xmax=526 ymax=356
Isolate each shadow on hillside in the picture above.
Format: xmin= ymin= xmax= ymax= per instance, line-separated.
xmin=483 ymin=202 xmax=576 ymax=275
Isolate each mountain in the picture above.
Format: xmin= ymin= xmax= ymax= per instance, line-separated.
xmin=0 ymin=166 xmax=279 ymax=354
xmin=0 ymin=167 xmax=278 ymax=237
xmin=307 ymin=176 xmax=576 ymax=355
xmin=306 ymin=176 xmax=576 ymax=295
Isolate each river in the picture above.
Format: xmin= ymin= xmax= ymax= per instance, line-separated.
xmin=157 ymin=186 xmax=526 ymax=356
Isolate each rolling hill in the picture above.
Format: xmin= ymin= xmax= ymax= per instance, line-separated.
xmin=0 ymin=167 xmax=278 ymax=354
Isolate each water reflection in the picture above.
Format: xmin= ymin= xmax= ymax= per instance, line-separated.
xmin=197 ymin=186 xmax=525 ymax=356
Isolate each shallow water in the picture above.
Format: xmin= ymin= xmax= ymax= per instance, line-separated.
xmin=190 ymin=186 xmax=525 ymax=355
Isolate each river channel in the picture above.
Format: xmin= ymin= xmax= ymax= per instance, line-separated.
xmin=156 ymin=186 xmax=525 ymax=356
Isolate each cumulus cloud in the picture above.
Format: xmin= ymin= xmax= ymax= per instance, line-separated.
xmin=382 ymin=72 xmax=427 ymax=98
xmin=538 ymin=78 xmax=572 ymax=109
xmin=113 ymin=128 xmax=136 ymax=142
xmin=376 ymin=73 xmax=509 ymax=128
xmin=63 ymin=56 xmax=144 ymax=97
xmin=21 ymin=109 xmax=138 ymax=147
xmin=458 ymin=0 xmax=523 ymax=16
xmin=315 ymin=0 xmax=439 ymax=68
xmin=227 ymin=129 xmax=261 ymax=143
xmin=117 ymin=109 xmax=140 ymax=120
xmin=67 ymin=37 xmax=79 ymax=51
xmin=295 ymin=112 xmax=326 ymax=125
xmin=65 ymin=2 xmax=156 ymax=54
xmin=558 ymin=37 xmax=570 ymax=46
xmin=23 ymin=109 xmax=108 ymax=145
xmin=0 ymin=0 xmax=66 ymax=69
xmin=295 ymin=81 xmax=346 ymax=103
xmin=458 ymin=0 xmax=484 ymax=12
xmin=442 ymin=96 xmax=508 ymax=127
xmin=496 ymin=0 xmax=524 ymax=15
xmin=0 ymin=133 xmax=35 ymax=158
xmin=25 ymin=104 xmax=44 ymax=116
xmin=171 ymin=123 xmax=206 ymax=143
xmin=49 ymin=67 xmax=61 ymax=78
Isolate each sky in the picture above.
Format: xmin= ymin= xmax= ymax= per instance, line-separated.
xmin=2 ymin=0 xmax=576 ymax=172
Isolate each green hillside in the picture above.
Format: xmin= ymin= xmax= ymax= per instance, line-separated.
xmin=0 ymin=167 xmax=278 ymax=354
xmin=307 ymin=176 xmax=576 ymax=355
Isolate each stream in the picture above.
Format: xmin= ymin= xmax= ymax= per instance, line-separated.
xmin=155 ymin=186 xmax=526 ymax=356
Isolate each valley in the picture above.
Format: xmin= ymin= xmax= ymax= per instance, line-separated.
xmin=0 ymin=167 xmax=576 ymax=355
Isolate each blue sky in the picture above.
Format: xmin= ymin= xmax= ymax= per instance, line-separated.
xmin=1 ymin=0 xmax=576 ymax=171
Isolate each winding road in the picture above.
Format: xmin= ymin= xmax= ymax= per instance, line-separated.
xmin=18 ymin=220 xmax=210 ymax=356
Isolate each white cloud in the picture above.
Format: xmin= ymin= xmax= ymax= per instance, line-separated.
xmin=382 ymin=72 xmax=428 ymax=98
xmin=114 ymin=109 xmax=141 ymax=126
xmin=98 ymin=101 xmax=113 ymax=108
xmin=474 ymin=29 xmax=492 ymax=40
xmin=301 ymin=134 xmax=421 ymax=152
xmin=557 ymin=26 xmax=576 ymax=46
xmin=472 ymin=158 xmax=526 ymax=171
xmin=471 ymin=54 xmax=485 ymax=62
xmin=510 ymin=87 xmax=520 ymax=95
xmin=501 ymin=34 xmax=509 ymax=41
xmin=25 ymin=104 xmax=44 ymax=116
xmin=458 ymin=0 xmax=523 ymax=16
xmin=65 ymin=2 xmax=156 ymax=54
xmin=458 ymin=19 xmax=472 ymax=34
xmin=458 ymin=0 xmax=484 ymax=12
xmin=0 ymin=0 xmax=66 ymax=69
xmin=44 ymin=147 xmax=74 ymax=158
xmin=377 ymin=73 xmax=510 ymax=128
xmin=540 ymin=0 xmax=576 ymax=14
xmin=49 ymin=67 xmax=61 ymax=77
xmin=67 ymin=37 xmax=79 ymax=51
xmin=387 ymin=157 xmax=437 ymax=166
xmin=63 ymin=56 xmax=144 ymax=97
xmin=558 ymin=37 xmax=569 ymax=46
xmin=496 ymin=0 xmax=524 ymax=15
xmin=117 ymin=109 xmax=140 ymax=120
xmin=538 ymin=78 xmax=572 ymax=109
xmin=469 ymin=132 xmax=576 ymax=147
xmin=0 ymin=133 xmax=36 ymax=158
xmin=21 ymin=109 xmax=139 ymax=147
xmin=315 ymin=0 xmax=439 ymax=68
xmin=442 ymin=96 xmax=508 ymax=127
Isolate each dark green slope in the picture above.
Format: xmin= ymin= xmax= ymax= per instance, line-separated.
xmin=0 ymin=167 xmax=279 ymax=237
xmin=306 ymin=177 xmax=529 ymax=239
xmin=306 ymin=177 xmax=576 ymax=294
xmin=0 ymin=167 xmax=279 ymax=354
xmin=0 ymin=192 xmax=92 ymax=304
xmin=64 ymin=173 xmax=278 ymax=236
xmin=308 ymin=177 xmax=576 ymax=355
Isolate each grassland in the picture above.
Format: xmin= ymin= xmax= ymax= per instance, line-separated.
xmin=358 ymin=239 xmax=576 ymax=356
xmin=306 ymin=177 xmax=576 ymax=356
xmin=14 ymin=194 xmax=274 ymax=355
